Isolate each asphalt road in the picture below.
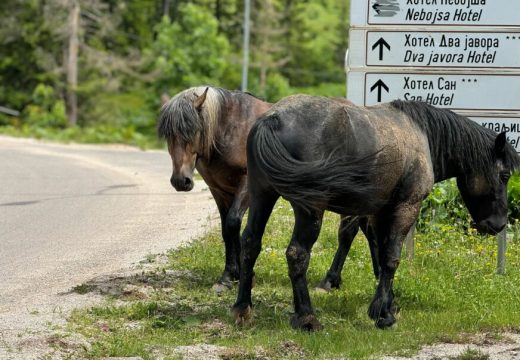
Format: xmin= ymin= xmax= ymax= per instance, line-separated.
xmin=0 ymin=136 xmax=216 ymax=357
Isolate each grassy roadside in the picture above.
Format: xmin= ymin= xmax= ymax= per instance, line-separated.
xmin=67 ymin=200 xmax=520 ymax=359
xmin=0 ymin=125 xmax=163 ymax=150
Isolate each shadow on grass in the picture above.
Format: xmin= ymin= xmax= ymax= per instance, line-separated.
xmin=64 ymin=269 xmax=205 ymax=299
xmin=65 ymin=259 xmax=450 ymax=339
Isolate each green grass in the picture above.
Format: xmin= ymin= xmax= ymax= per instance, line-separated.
xmin=68 ymin=200 xmax=520 ymax=359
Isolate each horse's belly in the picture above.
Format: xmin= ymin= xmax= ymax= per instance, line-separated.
xmin=327 ymin=197 xmax=381 ymax=216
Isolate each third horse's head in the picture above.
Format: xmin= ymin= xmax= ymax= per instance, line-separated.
xmin=457 ymin=132 xmax=515 ymax=234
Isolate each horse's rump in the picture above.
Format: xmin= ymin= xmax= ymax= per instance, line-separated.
xmin=249 ymin=111 xmax=384 ymax=212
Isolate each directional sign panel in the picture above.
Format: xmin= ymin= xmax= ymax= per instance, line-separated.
xmin=349 ymin=30 xmax=520 ymax=68
xmin=347 ymin=72 xmax=520 ymax=110
xmin=470 ymin=116 xmax=520 ymax=151
xmin=351 ymin=0 xmax=520 ymax=27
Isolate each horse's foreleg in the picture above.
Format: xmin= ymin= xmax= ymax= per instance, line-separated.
xmin=232 ymin=189 xmax=278 ymax=326
xmin=210 ymin=190 xmax=233 ymax=288
xmin=227 ymin=177 xmax=249 ymax=278
xmin=287 ymin=205 xmax=324 ymax=331
xmin=316 ymin=215 xmax=359 ymax=292
xmin=213 ymin=179 xmax=249 ymax=292
xmin=368 ymin=202 xmax=420 ymax=329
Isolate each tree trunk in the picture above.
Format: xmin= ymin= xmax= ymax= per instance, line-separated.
xmin=162 ymin=0 xmax=170 ymax=17
xmin=66 ymin=0 xmax=79 ymax=126
xmin=171 ymin=0 xmax=179 ymax=21
xmin=215 ymin=0 xmax=221 ymax=22
xmin=259 ymin=61 xmax=267 ymax=97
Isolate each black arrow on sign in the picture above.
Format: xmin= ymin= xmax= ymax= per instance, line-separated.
xmin=370 ymin=79 xmax=389 ymax=102
xmin=372 ymin=3 xmax=381 ymax=14
xmin=372 ymin=37 xmax=391 ymax=61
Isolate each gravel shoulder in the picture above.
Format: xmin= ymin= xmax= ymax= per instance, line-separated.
xmin=382 ymin=332 xmax=520 ymax=360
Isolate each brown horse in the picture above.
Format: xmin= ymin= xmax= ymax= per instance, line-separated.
xmin=158 ymin=86 xmax=271 ymax=291
xmin=158 ymin=86 xmax=379 ymax=292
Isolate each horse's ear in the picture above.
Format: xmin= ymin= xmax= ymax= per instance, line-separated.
xmin=494 ymin=131 xmax=507 ymax=157
xmin=194 ymin=87 xmax=209 ymax=112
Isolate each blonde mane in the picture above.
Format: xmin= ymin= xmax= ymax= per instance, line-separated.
xmin=191 ymin=86 xmax=221 ymax=155
xmin=158 ymin=86 xmax=224 ymax=158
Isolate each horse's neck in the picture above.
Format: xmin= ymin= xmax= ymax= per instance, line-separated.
xmin=433 ymin=163 xmax=459 ymax=183
xmin=207 ymin=94 xmax=269 ymax=170
xmin=217 ymin=94 xmax=270 ymax=134
xmin=430 ymin=145 xmax=465 ymax=183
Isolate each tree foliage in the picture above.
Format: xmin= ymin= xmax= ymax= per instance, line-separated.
xmin=149 ymin=4 xmax=232 ymax=94
xmin=0 ymin=0 xmax=351 ymax=138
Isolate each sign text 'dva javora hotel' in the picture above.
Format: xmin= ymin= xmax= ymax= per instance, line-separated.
xmin=347 ymin=0 xmax=520 ymax=151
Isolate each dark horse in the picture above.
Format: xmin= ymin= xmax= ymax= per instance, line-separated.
xmin=233 ymin=96 xmax=519 ymax=330
xmin=158 ymin=86 xmax=271 ymax=290
xmin=158 ymin=86 xmax=380 ymax=292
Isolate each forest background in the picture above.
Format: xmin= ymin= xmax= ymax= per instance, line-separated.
xmin=0 ymin=0 xmax=349 ymax=147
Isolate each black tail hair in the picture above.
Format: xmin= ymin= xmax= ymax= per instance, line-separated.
xmin=250 ymin=113 xmax=384 ymax=212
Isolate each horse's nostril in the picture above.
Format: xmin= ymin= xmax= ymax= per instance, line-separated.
xmin=184 ymin=177 xmax=192 ymax=187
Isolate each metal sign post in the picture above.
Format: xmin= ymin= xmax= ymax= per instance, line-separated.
xmin=347 ymin=0 xmax=520 ymax=272
xmin=497 ymin=230 xmax=507 ymax=274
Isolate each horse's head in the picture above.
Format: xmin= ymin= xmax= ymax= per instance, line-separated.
xmin=167 ymin=137 xmax=200 ymax=191
xmin=457 ymin=132 xmax=514 ymax=234
xmin=160 ymin=88 xmax=210 ymax=192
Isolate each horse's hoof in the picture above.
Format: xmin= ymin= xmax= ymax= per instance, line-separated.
xmin=290 ymin=314 xmax=323 ymax=332
xmin=315 ymin=280 xmax=332 ymax=293
xmin=375 ymin=315 xmax=396 ymax=329
xmin=232 ymin=305 xmax=253 ymax=327
xmin=314 ymin=286 xmax=329 ymax=294
xmin=212 ymin=280 xmax=233 ymax=295
xmin=368 ymin=297 xmax=384 ymax=321
xmin=389 ymin=303 xmax=400 ymax=317
xmin=316 ymin=277 xmax=340 ymax=293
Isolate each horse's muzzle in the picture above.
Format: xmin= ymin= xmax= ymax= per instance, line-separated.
xmin=474 ymin=219 xmax=506 ymax=235
xmin=170 ymin=176 xmax=194 ymax=192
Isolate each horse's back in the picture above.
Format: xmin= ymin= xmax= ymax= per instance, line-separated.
xmin=268 ymin=95 xmax=429 ymax=163
xmin=254 ymin=95 xmax=435 ymax=213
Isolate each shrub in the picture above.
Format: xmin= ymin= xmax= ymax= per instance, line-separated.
xmin=417 ymin=180 xmax=470 ymax=232
xmin=23 ymin=84 xmax=67 ymax=128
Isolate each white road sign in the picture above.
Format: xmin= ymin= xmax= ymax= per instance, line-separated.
xmin=349 ymin=30 xmax=520 ymax=68
xmin=470 ymin=116 xmax=520 ymax=150
xmin=347 ymin=72 xmax=520 ymax=110
xmin=351 ymin=0 xmax=520 ymax=27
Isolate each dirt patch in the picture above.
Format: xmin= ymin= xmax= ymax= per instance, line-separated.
xmin=170 ymin=342 xmax=306 ymax=360
xmin=200 ymin=319 xmax=231 ymax=338
xmin=10 ymin=333 xmax=91 ymax=359
xmin=174 ymin=344 xmax=229 ymax=360
xmin=68 ymin=267 xmax=200 ymax=299
xmin=383 ymin=332 xmax=520 ymax=360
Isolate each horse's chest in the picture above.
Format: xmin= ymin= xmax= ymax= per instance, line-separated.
xmin=196 ymin=161 xmax=245 ymax=191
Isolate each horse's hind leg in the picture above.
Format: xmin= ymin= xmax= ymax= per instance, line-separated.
xmin=316 ymin=215 xmax=359 ymax=292
xmin=287 ymin=205 xmax=324 ymax=331
xmin=317 ymin=216 xmax=380 ymax=292
xmin=361 ymin=217 xmax=380 ymax=279
xmin=232 ymin=188 xmax=278 ymax=325
xmin=368 ymin=202 xmax=420 ymax=328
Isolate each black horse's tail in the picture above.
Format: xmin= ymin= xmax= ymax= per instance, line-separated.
xmin=250 ymin=113 xmax=383 ymax=212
